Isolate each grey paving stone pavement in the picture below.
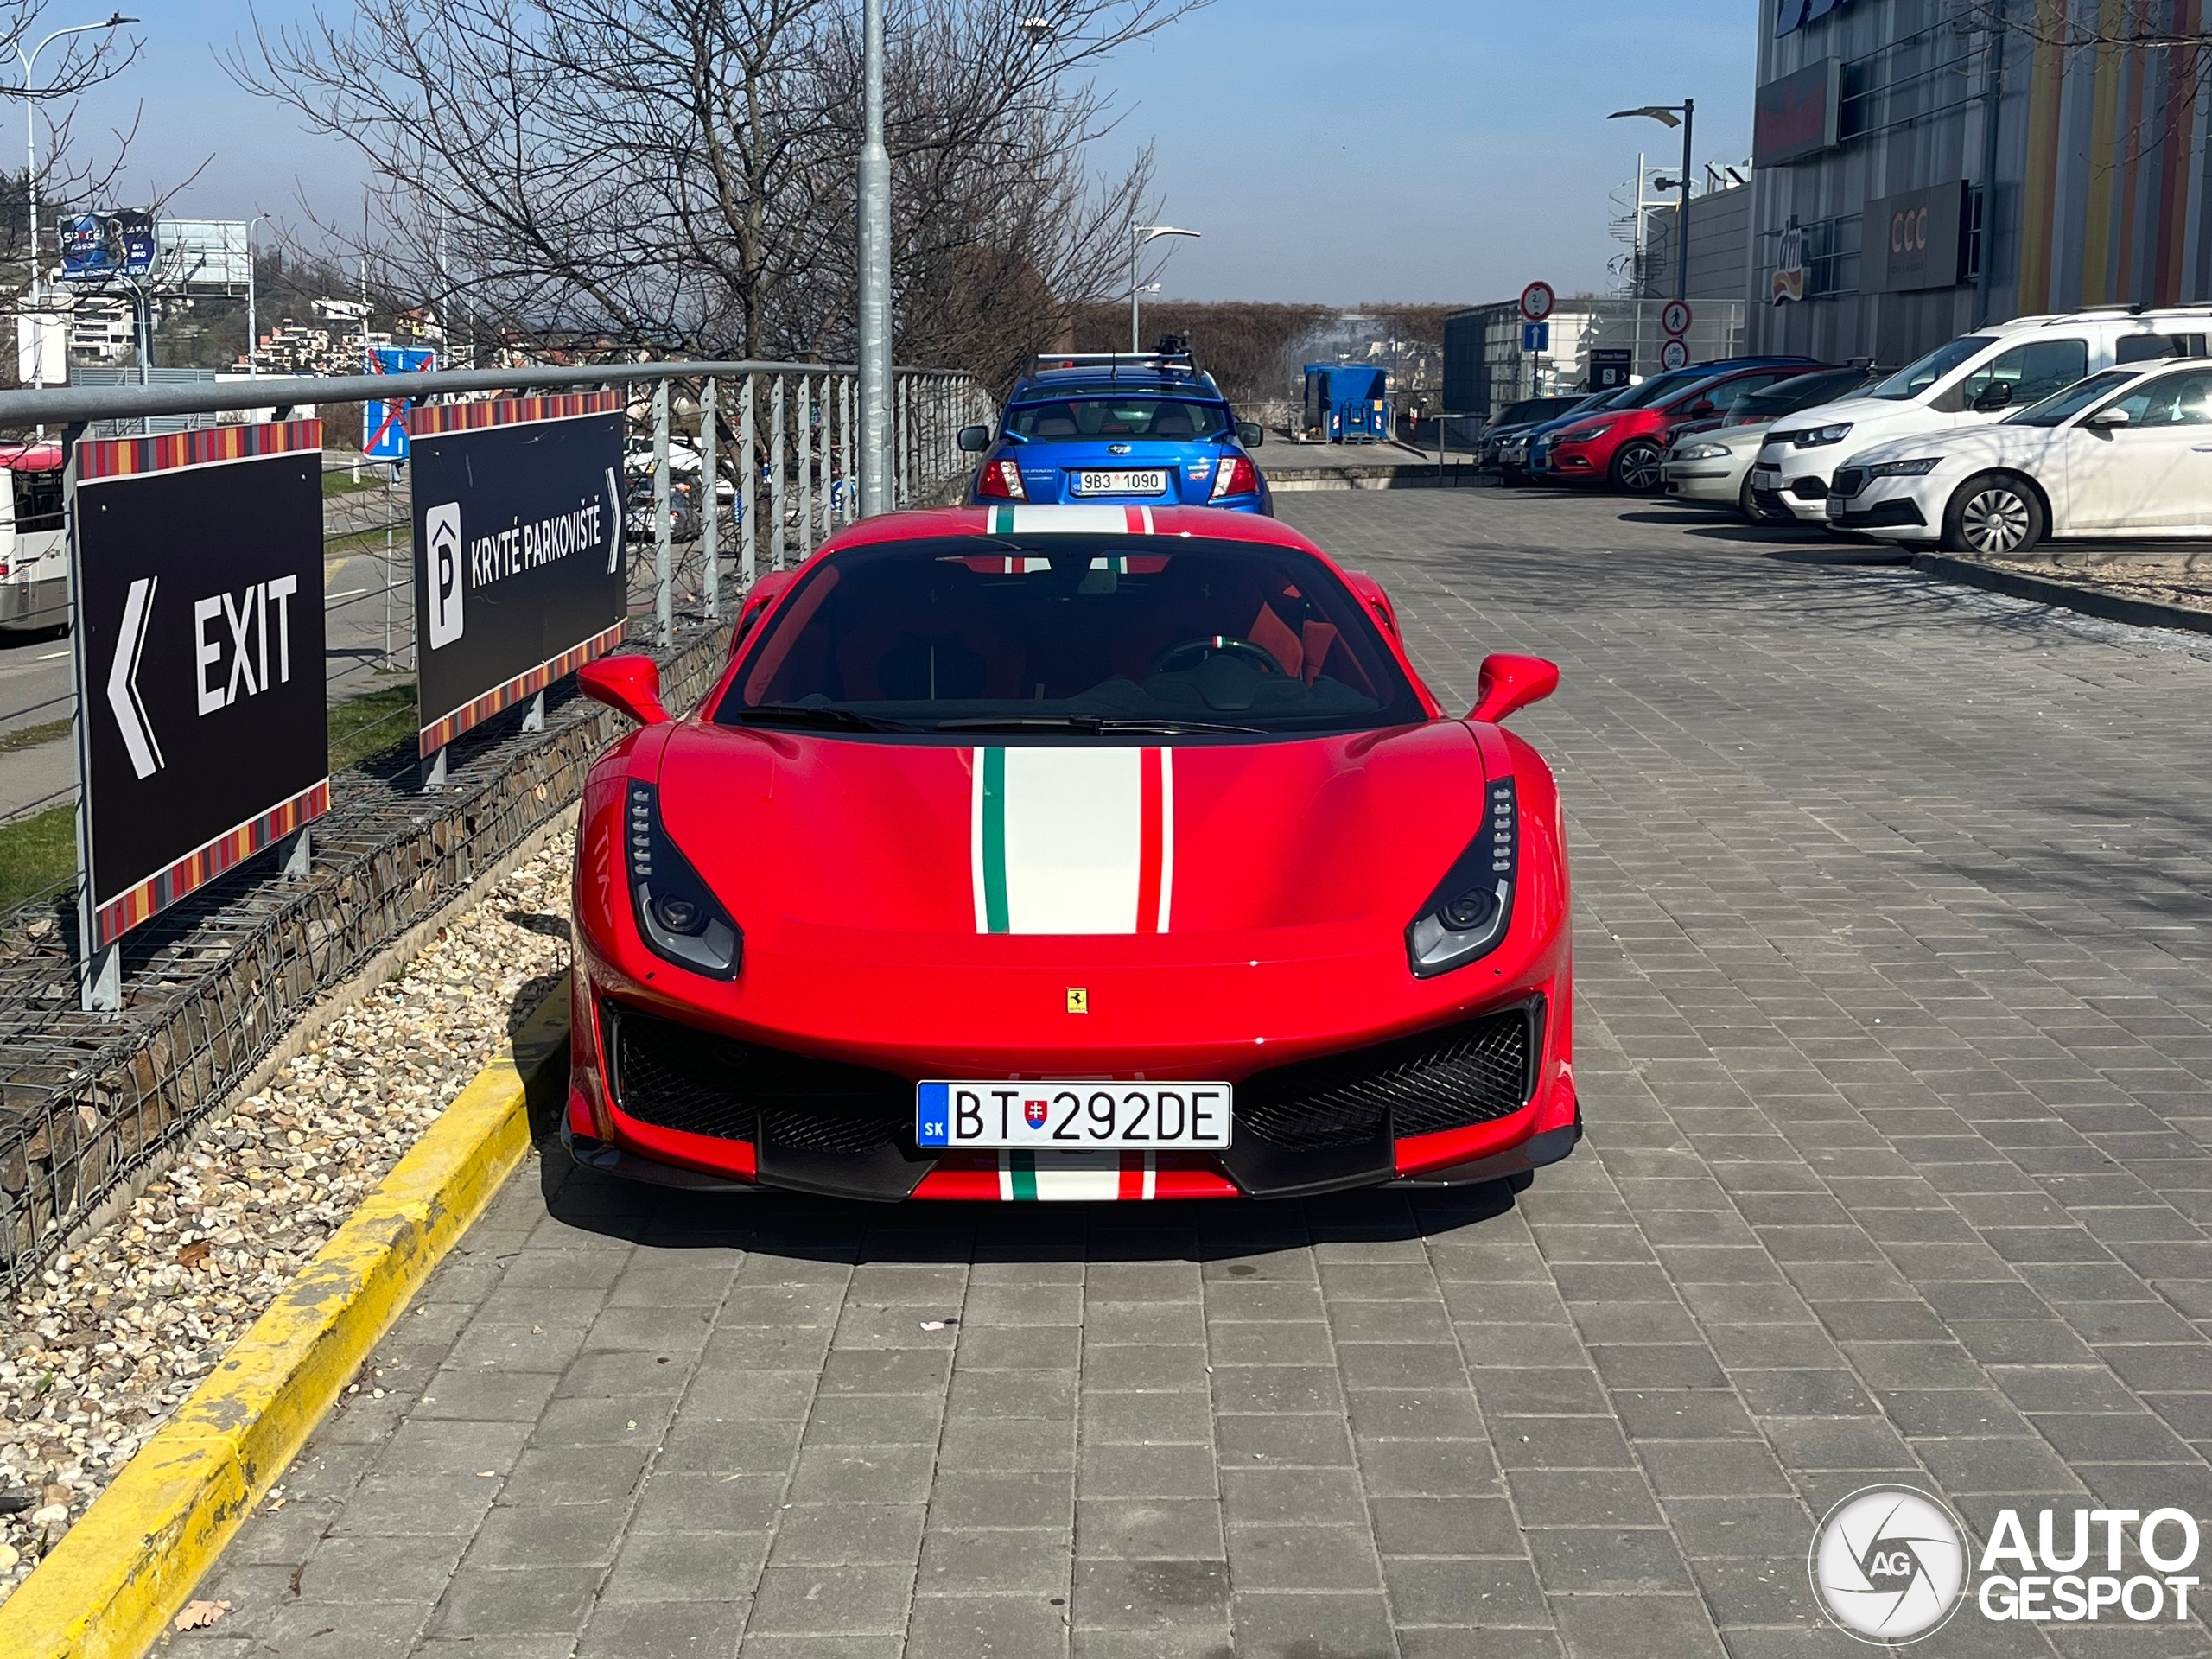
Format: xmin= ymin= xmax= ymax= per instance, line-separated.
xmin=173 ymin=492 xmax=2212 ymax=1657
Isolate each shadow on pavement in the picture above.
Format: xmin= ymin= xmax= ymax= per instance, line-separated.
xmin=532 ymin=1141 xmax=1529 ymax=1265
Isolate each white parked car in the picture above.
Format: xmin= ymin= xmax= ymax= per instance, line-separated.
xmin=1662 ymin=365 xmax=1881 ymax=517
xmin=1748 ymin=307 xmax=2212 ymax=524
xmin=1823 ymin=360 xmax=2212 ymax=553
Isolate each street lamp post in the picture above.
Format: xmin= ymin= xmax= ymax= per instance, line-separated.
xmin=854 ymin=0 xmax=889 ymax=518
xmin=1128 ymin=279 xmax=1160 ymax=349
xmin=1608 ymin=99 xmax=1694 ymax=302
xmin=1128 ymin=224 xmax=1198 ymax=351
xmin=855 ymin=0 xmax=893 ymax=516
xmin=245 ymin=210 xmax=269 ymax=374
xmin=8 ymin=13 xmax=136 ymax=393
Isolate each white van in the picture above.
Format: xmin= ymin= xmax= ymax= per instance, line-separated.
xmin=1748 ymin=308 xmax=2212 ymax=523
xmin=0 ymin=442 xmax=67 ymax=633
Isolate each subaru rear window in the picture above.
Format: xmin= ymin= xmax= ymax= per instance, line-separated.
xmin=1007 ymin=399 xmax=1231 ymax=442
xmin=719 ymin=535 xmax=1427 ymax=737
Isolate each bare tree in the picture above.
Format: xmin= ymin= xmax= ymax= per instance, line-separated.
xmin=226 ymin=0 xmax=1203 ymax=380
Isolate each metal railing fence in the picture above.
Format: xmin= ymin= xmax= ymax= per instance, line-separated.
xmin=0 ymin=359 xmax=995 ymax=850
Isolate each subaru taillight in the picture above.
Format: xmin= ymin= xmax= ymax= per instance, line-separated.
xmin=976 ymin=458 xmax=1026 ymax=500
xmin=1210 ymin=454 xmax=1259 ymax=499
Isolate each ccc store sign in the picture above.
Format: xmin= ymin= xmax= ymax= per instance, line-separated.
xmin=1891 ymin=205 xmax=1930 ymax=254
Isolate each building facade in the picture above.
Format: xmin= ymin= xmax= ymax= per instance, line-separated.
xmin=1638 ymin=182 xmax=1758 ymax=305
xmin=1747 ymin=0 xmax=2212 ymax=365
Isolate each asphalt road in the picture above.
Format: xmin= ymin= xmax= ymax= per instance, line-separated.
xmin=178 ymin=488 xmax=2212 ymax=1657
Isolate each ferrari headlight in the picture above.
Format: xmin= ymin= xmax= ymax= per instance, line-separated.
xmin=626 ymin=780 xmax=742 ymax=979
xmin=1867 ymin=457 xmax=1941 ymax=477
xmin=1792 ymin=423 xmax=1853 ymax=448
xmin=1674 ymin=442 xmax=1732 ymax=461
xmin=1406 ymin=779 xmax=1518 ymax=978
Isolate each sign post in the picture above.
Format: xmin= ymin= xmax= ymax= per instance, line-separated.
xmin=67 ymin=423 xmax=328 ymax=1010
xmin=408 ymin=393 xmax=628 ymax=789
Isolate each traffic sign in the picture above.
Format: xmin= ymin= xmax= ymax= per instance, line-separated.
xmin=1659 ymin=337 xmax=1691 ymax=372
xmin=1519 ymin=282 xmax=1556 ymax=323
xmin=1660 ymin=298 xmax=1694 ymax=338
xmin=70 ymin=422 xmax=328 ymax=956
xmin=364 ymin=345 xmax=437 ymax=461
xmin=1521 ymin=321 xmax=1550 ymax=353
xmin=409 ymin=393 xmax=627 ymax=759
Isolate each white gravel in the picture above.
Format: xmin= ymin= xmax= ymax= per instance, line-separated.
xmin=0 ymin=832 xmax=575 ymax=1593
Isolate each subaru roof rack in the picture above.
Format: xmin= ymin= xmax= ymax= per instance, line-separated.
xmin=1027 ymin=350 xmax=1200 ymax=383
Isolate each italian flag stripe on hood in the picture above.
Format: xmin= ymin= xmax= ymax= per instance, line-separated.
xmin=972 ymin=746 xmax=1172 ymax=934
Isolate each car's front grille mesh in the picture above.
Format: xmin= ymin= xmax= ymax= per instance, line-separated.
xmin=1236 ymin=1007 xmax=1535 ymax=1150
xmin=612 ymin=1003 xmax=1536 ymax=1166
xmin=610 ymin=1007 xmax=911 ymax=1153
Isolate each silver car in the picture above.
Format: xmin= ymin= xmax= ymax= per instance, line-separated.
xmin=1662 ymin=366 xmax=1881 ymax=519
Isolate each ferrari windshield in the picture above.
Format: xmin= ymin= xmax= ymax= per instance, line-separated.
xmin=719 ymin=534 xmax=1427 ymax=735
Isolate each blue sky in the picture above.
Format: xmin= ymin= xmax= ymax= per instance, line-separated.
xmin=57 ymin=0 xmax=1759 ymax=308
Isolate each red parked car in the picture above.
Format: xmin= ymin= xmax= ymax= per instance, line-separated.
xmin=563 ymin=505 xmax=1579 ymax=1203
xmin=1529 ymin=359 xmax=1821 ymax=493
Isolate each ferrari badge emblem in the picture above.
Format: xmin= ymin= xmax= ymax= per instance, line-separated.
xmin=1066 ymin=987 xmax=1089 ymax=1014
xmin=1025 ymin=1097 xmax=1049 ymax=1128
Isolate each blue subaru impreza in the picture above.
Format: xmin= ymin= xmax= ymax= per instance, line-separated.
xmin=961 ymin=350 xmax=1274 ymax=515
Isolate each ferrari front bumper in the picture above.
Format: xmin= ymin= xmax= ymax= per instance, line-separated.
xmin=564 ymin=988 xmax=1577 ymax=1203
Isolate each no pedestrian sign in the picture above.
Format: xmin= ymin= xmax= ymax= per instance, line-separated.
xmin=1519 ymin=282 xmax=1555 ymax=323
xmin=1660 ymin=298 xmax=1694 ymax=338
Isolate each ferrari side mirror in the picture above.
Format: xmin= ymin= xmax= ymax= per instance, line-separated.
xmin=1470 ymin=653 xmax=1559 ymax=725
xmin=579 ymin=654 xmax=671 ymax=725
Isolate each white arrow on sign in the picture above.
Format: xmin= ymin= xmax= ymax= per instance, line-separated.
xmin=604 ymin=467 xmax=622 ymax=574
xmin=106 ymin=575 xmax=164 ymax=779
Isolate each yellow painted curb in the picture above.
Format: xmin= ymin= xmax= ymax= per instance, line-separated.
xmin=0 ymin=977 xmax=573 ymax=1659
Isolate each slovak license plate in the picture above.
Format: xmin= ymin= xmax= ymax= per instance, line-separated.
xmin=1076 ymin=470 xmax=1165 ymax=496
xmin=917 ymin=1082 xmax=1232 ymax=1149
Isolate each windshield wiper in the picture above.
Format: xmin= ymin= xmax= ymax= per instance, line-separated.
xmin=733 ymin=704 xmax=914 ymax=733
xmin=934 ymin=715 xmax=1263 ymax=735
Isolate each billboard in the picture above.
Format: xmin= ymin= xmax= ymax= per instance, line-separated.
xmin=69 ymin=423 xmax=328 ymax=951
xmin=156 ymin=219 xmax=254 ymax=292
xmin=408 ymin=392 xmax=627 ymax=757
xmin=1752 ymin=60 xmax=1841 ymax=168
xmin=59 ymin=209 xmax=156 ymax=283
xmin=1863 ymin=181 xmax=1970 ymax=294
xmin=365 ymin=345 xmax=437 ymax=461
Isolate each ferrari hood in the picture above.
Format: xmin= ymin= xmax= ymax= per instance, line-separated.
xmin=651 ymin=720 xmax=1491 ymax=946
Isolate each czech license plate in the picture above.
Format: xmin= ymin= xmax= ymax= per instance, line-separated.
xmin=918 ymin=1082 xmax=1231 ymax=1149
xmin=1075 ymin=470 xmax=1165 ymax=496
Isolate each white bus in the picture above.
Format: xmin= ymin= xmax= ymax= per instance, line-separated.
xmin=0 ymin=442 xmax=67 ymax=633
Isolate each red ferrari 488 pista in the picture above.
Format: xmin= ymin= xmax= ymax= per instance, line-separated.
xmin=564 ymin=504 xmax=1576 ymax=1202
